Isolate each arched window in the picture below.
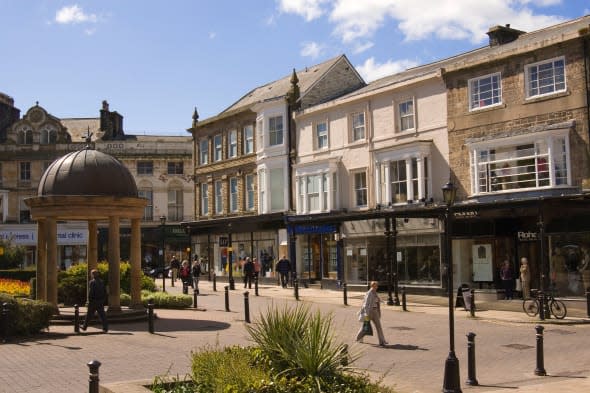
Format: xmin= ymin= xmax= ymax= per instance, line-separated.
xmin=17 ymin=126 xmax=33 ymax=145
xmin=40 ymin=125 xmax=58 ymax=144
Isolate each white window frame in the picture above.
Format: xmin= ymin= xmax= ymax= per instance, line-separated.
xmin=469 ymin=72 xmax=502 ymax=111
xmin=354 ymin=171 xmax=368 ymax=207
xmin=245 ymin=174 xmax=255 ymax=211
xmin=199 ymin=139 xmax=209 ymax=165
xmin=228 ymin=130 xmax=237 ymax=158
xmin=200 ymin=183 xmax=209 ymax=216
xmin=315 ymin=121 xmax=328 ymax=150
xmin=138 ymin=188 xmax=153 ymax=221
xmin=525 ymin=56 xmax=566 ymax=99
xmin=243 ymin=125 xmax=254 ymax=154
xmin=306 ymin=175 xmax=321 ymax=212
xmin=167 ymin=188 xmax=183 ymax=221
xmin=19 ymin=162 xmax=31 ymax=182
xmin=398 ymin=99 xmax=415 ymax=132
xmin=215 ymin=180 xmax=223 ymax=214
xmin=137 ymin=161 xmax=153 ymax=175
xmin=229 ymin=177 xmax=238 ymax=212
xmin=468 ymin=128 xmax=571 ymax=195
xmin=258 ymin=169 xmax=266 ymax=213
xmin=214 ymin=134 xmax=222 ymax=162
xmin=351 ymin=112 xmax=365 ymax=142
xmin=268 ymin=115 xmax=283 ymax=146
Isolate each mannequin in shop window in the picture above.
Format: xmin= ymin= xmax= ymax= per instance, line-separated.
xmin=500 ymin=260 xmax=514 ymax=300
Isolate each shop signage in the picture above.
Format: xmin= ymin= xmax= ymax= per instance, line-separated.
xmin=518 ymin=231 xmax=538 ymax=242
xmin=219 ymin=236 xmax=229 ymax=247
xmin=293 ymin=224 xmax=337 ymax=235
xmin=453 ymin=210 xmax=479 ymax=218
xmin=0 ymin=228 xmax=88 ymax=245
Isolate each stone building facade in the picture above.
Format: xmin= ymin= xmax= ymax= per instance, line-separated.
xmin=443 ymin=17 xmax=590 ymax=296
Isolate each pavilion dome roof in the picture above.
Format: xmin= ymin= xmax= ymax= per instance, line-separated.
xmin=38 ymin=148 xmax=137 ymax=197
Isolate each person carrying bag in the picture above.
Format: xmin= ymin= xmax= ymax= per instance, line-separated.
xmin=356 ymin=281 xmax=387 ymax=346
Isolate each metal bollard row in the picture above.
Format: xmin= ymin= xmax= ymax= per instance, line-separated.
xmin=244 ymin=291 xmax=250 ymax=323
xmin=466 ymin=332 xmax=478 ymax=385
xmin=294 ymin=278 xmax=299 ymax=301
xmin=224 ymin=286 xmax=230 ymax=312
xmin=534 ymin=325 xmax=546 ymax=376
xmin=193 ymin=289 xmax=198 ymax=309
xmin=343 ymin=282 xmax=348 ymax=306
xmin=74 ymin=304 xmax=80 ymax=333
xmin=147 ymin=300 xmax=154 ymax=334
xmin=213 ymin=273 xmax=217 ymax=292
xmin=401 ymin=286 xmax=407 ymax=311
xmin=87 ymin=360 xmax=101 ymax=393
xmin=255 ymin=276 xmax=259 ymax=296
xmin=1 ymin=302 xmax=9 ymax=343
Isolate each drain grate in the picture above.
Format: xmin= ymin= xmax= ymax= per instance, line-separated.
xmin=503 ymin=343 xmax=534 ymax=350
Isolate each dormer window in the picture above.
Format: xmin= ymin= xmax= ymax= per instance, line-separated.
xmin=40 ymin=124 xmax=58 ymax=144
xmin=17 ymin=125 xmax=33 ymax=145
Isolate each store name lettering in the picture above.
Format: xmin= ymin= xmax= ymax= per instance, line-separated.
xmin=518 ymin=231 xmax=538 ymax=241
xmin=453 ymin=211 xmax=478 ymax=218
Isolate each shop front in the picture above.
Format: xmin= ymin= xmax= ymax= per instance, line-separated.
xmin=451 ymin=192 xmax=590 ymax=299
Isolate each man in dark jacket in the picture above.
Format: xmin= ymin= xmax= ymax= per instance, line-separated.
xmin=81 ymin=269 xmax=108 ymax=333
xmin=276 ymin=256 xmax=291 ymax=288
xmin=243 ymin=257 xmax=255 ymax=289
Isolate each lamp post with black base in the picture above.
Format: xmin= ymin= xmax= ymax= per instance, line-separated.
xmin=441 ymin=180 xmax=461 ymax=393
xmin=160 ymin=216 xmax=166 ymax=293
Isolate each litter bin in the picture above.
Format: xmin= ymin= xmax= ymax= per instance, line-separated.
xmin=462 ymin=287 xmax=473 ymax=312
xmin=455 ymin=283 xmax=470 ymax=309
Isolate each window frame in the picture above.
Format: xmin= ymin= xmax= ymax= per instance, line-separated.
xmin=214 ymin=180 xmax=223 ymax=214
xmin=167 ymin=161 xmax=184 ymax=175
xmin=468 ymin=72 xmax=502 ymax=111
xmin=213 ymin=134 xmax=223 ymax=162
xmin=398 ymin=98 xmax=415 ymax=132
xmin=229 ymin=177 xmax=238 ymax=212
xmin=19 ymin=162 xmax=31 ymax=182
xmin=199 ymin=139 xmax=209 ymax=165
xmin=350 ymin=112 xmax=366 ymax=142
xmin=268 ymin=115 xmax=284 ymax=146
xmin=525 ymin=56 xmax=566 ymax=99
xmin=167 ymin=188 xmax=184 ymax=221
xmin=245 ymin=174 xmax=255 ymax=211
xmin=200 ymin=183 xmax=209 ymax=216
xmin=138 ymin=188 xmax=153 ymax=221
xmin=137 ymin=161 xmax=154 ymax=176
xmin=228 ymin=130 xmax=237 ymax=158
xmin=315 ymin=121 xmax=328 ymax=150
xmin=354 ymin=171 xmax=368 ymax=207
xmin=243 ymin=125 xmax=254 ymax=154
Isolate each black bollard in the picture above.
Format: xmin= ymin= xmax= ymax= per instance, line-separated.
xmin=294 ymin=278 xmax=299 ymax=301
xmin=224 ymin=286 xmax=230 ymax=312
xmin=147 ymin=300 xmax=154 ymax=334
xmin=534 ymin=325 xmax=547 ymax=376
xmin=466 ymin=332 xmax=478 ymax=386
xmin=244 ymin=291 xmax=250 ymax=323
xmin=213 ymin=273 xmax=217 ymax=292
xmin=1 ymin=302 xmax=9 ymax=343
xmin=255 ymin=276 xmax=259 ymax=296
xmin=193 ymin=289 xmax=198 ymax=309
xmin=586 ymin=290 xmax=590 ymax=318
xmin=343 ymin=282 xmax=348 ymax=306
xmin=401 ymin=286 xmax=407 ymax=311
xmin=469 ymin=289 xmax=476 ymax=317
xmin=87 ymin=360 xmax=101 ymax=393
xmin=74 ymin=304 xmax=80 ymax=333
xmin=538 ymin=292 xmax=546 ymax=321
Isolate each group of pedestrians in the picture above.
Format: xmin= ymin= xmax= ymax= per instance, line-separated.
xmin=170 ymin=255 xmax=204 ymax=294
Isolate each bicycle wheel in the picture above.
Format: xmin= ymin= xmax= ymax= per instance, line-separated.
xmin=523 ymin=299 xmax=539 ymax=317
xmin=550 ymin=300 xmax=567 ymax=319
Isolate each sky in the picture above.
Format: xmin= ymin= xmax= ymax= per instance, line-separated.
xmin=1 ymin=1 xmax=589 ymax=136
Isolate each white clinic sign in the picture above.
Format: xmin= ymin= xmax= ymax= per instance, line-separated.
xmin=0 ymin=228 xmax=88 ymax=245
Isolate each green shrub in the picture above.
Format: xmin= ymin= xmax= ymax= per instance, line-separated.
xmin=0 ymin=293 xmax=57 ymax=336
xmin=120 ymin=293 xmax=131 ymax=306
xmin=0 ymin=240 xmax=26 ymax=269
xmin=142 ymin=291 xmax=192 ymax=308
xmin=57 ymin=262 xmax=155 ymax=305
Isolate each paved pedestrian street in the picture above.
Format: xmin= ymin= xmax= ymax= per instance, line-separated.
xmin=1 ymin=282 xmax=589 ymax=393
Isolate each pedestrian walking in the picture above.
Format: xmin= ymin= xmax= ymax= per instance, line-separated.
xmin=192 ymin=258 xmax=202 ymax=293
xmin=253 ymin=257 xmax=261 ymax=280
xmin=500 ymin=260 xmax=514 ymax=300
xmin=170 ymin=255 xmax=180 ymax=287
xmin=243 ymin=257 xmax=255 ymax=288
xmin=356 ymin=281 xmax=387 ymax=346
xmin=80 ymin=269 xmax=108 ymax=333
xmin=276 ymin=255 xmax=291 ymax=288
xmin=179 ymin=260 xmax=192 ymax=294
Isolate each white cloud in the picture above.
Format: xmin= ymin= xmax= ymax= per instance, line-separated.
xmin=276 ymin=0 xmax=567 ymax=47
xmin=352 ymin=41 xmax=374 ymax=55
xmin=278 ymin=0 xmax=330 ymax=21
xmin=300 ymin=41 xmax=323 ymax=58
xmin=209 ymin=32 xmax=217 ymax=39
xmin=356 ymin=57 xmax=419 ymax=82
xmin=55 ymin=5 xmax=98 ymax=24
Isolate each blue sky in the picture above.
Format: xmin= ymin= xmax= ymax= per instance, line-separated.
xmin=1 ymin=0 xmax=589 ymax=135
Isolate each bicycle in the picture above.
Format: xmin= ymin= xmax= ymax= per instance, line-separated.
xmin=522 ymin=288 xmax=567 ymax=319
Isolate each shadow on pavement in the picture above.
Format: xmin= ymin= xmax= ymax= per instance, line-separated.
xmin=113 ymin=318 xmax=232 ymax=333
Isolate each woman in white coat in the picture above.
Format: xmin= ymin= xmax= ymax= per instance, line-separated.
xmin=356 ymin=281 xmax=388 ymax=346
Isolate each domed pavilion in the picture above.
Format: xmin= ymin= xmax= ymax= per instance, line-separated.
xmin=25 ymin=146 xmax=147 ymax=312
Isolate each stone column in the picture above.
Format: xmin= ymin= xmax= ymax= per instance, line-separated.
xmin=36 ymin=219 xmax=47 ymax=301
xmin=87 ymin=220 xmax=98 ymax=304
xmin=107 ymin=216 xmax=121 ymax=311
xmin=130 ymin=218 xmax=142 ymax=308
xmin=46 ymin=217 xmax=58 ymax=309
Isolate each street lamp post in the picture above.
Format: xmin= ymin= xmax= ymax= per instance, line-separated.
xmin=441 ymin=180 xmax=461 ymax=393
xmin=160 ymin=216 xmax=166 ymax=293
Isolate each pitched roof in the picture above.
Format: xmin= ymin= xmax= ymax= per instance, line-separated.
xmin=198 ymin=54 xmax=359 ymax=126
